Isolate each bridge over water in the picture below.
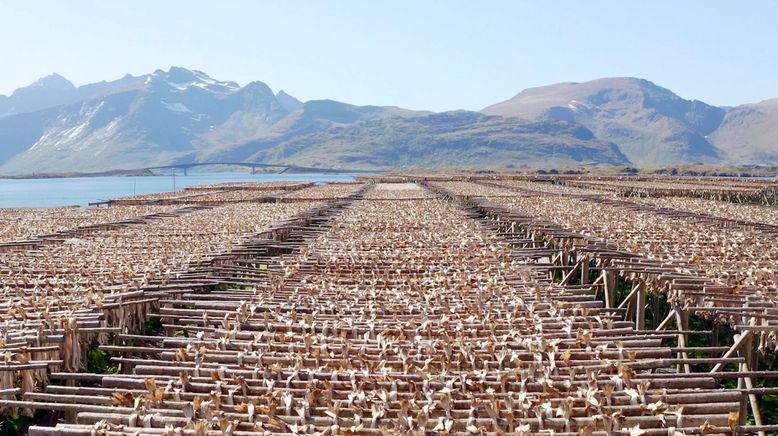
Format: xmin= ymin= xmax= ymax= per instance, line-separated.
xmin=144 ymin=162 xmax=373 ymax=175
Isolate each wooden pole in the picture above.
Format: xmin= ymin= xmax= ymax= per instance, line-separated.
xmin=741 ymin=334 xmax=765 ymax=435
xmin=600 ymin=260 xmax=617 ymax=309
xmin=635 ymin=281 xmax=646 ymax=331
xmin=675 ymin=307 xmax=691 ymax=373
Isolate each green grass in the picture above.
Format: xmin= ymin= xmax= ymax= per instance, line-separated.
xmin=86 ymin=347 xmax=119 ymax=375
xmin=0 ymin=414 xmax=35 ymax=435
xmin=144 ymin=308 xmax=163 ymax=336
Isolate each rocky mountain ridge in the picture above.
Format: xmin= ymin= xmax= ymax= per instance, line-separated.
xmin=0 ymin=69 xmax=773 ymax=174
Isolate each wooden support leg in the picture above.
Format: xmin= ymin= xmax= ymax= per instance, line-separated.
xmin=601 ymin=270 xmax=610 ymax=307
xmin=675 ymin=307 xmax=690 ymax=373
xmin=711 ymin=331 xmax=753 ymax=374
xmin=625 ymin=298 xmax=634 ymax=321
xmin=738 ymin=362 xmax=748 ymax=427
xmin=607 ymin=272 xmax=616 ymax=308
xmin=603 ymin=267 xmax=616 ymax=309
xmin=580 ymin=255 xmax=589 ymax=285
xmin=618 ymin=282 xmax=641 ymax=310
xmin=551 ymin=251 xmax=562 ymax=281
xmin=65 ymin=378 xmax=76 ymax=424
xmin=736 ymin=334 xmax=752 ymax=428
xmin=635 ymin=281 xmax=646 ymax=330
xmin=740 ymin=335 xmax=765 ymax=435
xmin=560 ymin=258 xmax=582 ymax=285
xmin=589 ymin=273 xmax=604 ymax=300
xmin=743 ymin=373 xmax=765 ymax=435
xmin=560 ymin=247 xmax=569 ymax=271
xmin=656 ymin=308 xmax=674 ymax=331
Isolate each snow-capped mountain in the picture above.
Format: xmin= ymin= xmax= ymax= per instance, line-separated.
xmin=2 ymin=67 xmax=778 ymax=173
xmin=17 ymin=68 xmax=761 ymax=173
xmin=0 ymin=67 xmax=295 ymax=172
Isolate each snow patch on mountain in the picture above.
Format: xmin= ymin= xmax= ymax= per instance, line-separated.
xmin=161 ymin=100 xmax=192 ymax=113
xmin=29 ymin=101 xmax=106 ymax=151
xmin=153 ymin=67 xmax=240 ymax=94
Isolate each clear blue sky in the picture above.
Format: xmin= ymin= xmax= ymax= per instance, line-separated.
xmin=1 ymin=0 xmax=776 ymax=111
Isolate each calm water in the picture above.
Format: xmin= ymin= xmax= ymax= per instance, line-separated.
xmin=0 ymin=172 xmax=360 ymax=208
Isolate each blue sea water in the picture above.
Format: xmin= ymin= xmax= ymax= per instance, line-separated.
xmin=0 ymin=172 xmax=360 ymax=208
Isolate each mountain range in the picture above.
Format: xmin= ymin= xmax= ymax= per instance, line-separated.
xmin=0 ymin=67 xmax=775 ymax=174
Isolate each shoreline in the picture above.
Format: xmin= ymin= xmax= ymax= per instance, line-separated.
xmin=0 ymin=168 xmax=157 ymax=179
xmin=1 ymin=167 xmax=379 ymax=180
xmin=3 ymin=164 xmax=777 ymax=180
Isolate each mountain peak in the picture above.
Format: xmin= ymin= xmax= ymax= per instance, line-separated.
xmin=510 ymin=77 xmax=663 ymax=100
xmin=276 ymin=90 xmax=303 ymax=112
xmin=1 ymin=73 xmax=78 ymax=116
xmin=33 ymin=73 xmax=75 ymax=89
xmin=2 ymin=69 xmax=776 ymax=172
xmin=149 ymin=66 xmax=239 ymax=93
xmin=165 ymin=66 xmax=199 ymax=82
xmin=482 ymin=76 xmax=726 ymax=166
xmin=276 ymin=90 xmax=295 ymax=99
xmin=15 ymin=73 xmax=75 ymax=95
